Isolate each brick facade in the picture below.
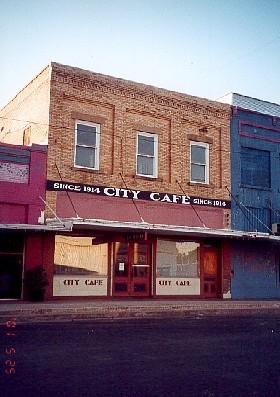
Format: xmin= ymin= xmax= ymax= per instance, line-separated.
xmin=0 ymin=63 xmax=233 ymax=300
xmin=0 ymin=63 xmax=231 ymax=224
xmin=44 ymin=63 xmax=231 ymax=225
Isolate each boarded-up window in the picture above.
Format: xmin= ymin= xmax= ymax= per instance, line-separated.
xmin=241 ymin=147 xmax=270 ymax=188
xmin=54 ymin=236 xmax=108 ymax=276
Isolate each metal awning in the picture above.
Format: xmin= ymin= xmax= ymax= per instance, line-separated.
xmin=0 ymin=222 xmax=72 ymax=232
xmin=46 ymin=217 xmax=280 ymax=242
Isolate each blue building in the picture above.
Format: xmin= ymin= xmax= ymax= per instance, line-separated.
xmin=218 ymin=93 xmax=280 ymax=298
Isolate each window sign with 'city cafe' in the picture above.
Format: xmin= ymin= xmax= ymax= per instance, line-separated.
xmin=47 ymin=180 xmax=231 ymax=208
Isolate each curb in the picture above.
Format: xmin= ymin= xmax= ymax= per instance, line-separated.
xmin=2 ymin=301 xmax=280 ymax=323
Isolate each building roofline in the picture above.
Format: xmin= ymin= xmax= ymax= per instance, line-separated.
xmin=0 ymin=64 xmax=51 ymax=112
xmin=216 ymin=92 xmax=280 ymax=116
xmin=50 ymin=62 xmax=230 ymax=112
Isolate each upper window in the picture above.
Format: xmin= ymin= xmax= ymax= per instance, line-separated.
xmin=74 ymin=121 xmax=100 ymax=169
xmin=190 ymin=142 xmax=209 ymax=184
xmin=241 ymin=147 xmax=270 ymax=188
xmin=136 ymin=132 xmax=158 ymax=178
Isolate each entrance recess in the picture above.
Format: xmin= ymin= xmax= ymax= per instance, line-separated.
xmin=0 ymin=233 xmax=24 ymax=300
xmin=113 ymin=242 xmax=151 ymax=297
xmin=203 ymin=248 xmax=220 ymax=298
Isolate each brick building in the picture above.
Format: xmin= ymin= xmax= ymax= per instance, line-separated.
xmin=1 ymin=63 xmax=277 ymax=300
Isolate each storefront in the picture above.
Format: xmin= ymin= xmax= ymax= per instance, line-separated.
xmin=50 ymin=220 xmax=233 ymax=299
xmin=48 ymin=180 xmax=233 ymax=299
xmin=0 ymin=223 xmax=71 ymax=301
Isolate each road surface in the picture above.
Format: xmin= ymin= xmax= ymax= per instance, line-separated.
xmin=2 ymin=314 xmax=280 ymax=397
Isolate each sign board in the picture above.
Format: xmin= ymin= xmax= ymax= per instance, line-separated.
xmin=47 ymin=180 xmax=231 ymax=209
xmin=156 ymin=277 xmax=200 ymax=295
xmin=125 ymin=232 xmax=147 ymax=241
xmin=53 ymin=276 xmax=108 ymax=297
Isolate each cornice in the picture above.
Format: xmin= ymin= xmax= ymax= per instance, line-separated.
xmin=51 ymin=63 xmax=230 ymax=121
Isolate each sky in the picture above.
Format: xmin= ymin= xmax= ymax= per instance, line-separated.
xmin=0 ymin=0 xmax=280 ymax=109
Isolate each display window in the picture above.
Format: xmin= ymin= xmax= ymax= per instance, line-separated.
xmin=156 ymin=240 xmax=200 ymax=295
xmin=53 ymin=235 xmax=108 ymax=296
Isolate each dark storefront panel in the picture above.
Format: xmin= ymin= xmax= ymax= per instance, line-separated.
xmin=0 ymin=233 xmax=24 ymax=299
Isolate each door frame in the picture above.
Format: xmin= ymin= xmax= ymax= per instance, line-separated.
xmin=202 ymin=246 xmax=221 ymax=298
xmin=112 ymin=241 xmax=152 ymax=297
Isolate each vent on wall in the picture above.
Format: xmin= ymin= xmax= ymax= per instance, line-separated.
xmin=272 ymin=223 xmax=280 ymax=234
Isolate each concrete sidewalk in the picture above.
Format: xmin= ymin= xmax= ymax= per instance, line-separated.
xmin=1 ymin=299 xmax=280 ymax=323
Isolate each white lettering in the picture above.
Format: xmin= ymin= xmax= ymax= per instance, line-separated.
xmin=120 ymin=189 xmax=130 ymax=198
xmin=150 ymin=192 xmax=160 ymax=201
xmin=161 ymin=194 xmax=172 ymax=203
xmin=131 ymin=190 xmax=141 ymax=199
xmin=104 ymin=187 xmax=115 ymax=197
xmin=65 ymin=184 xmax=81 ymax=192
xmin=193 ymin=198 xmax=212 ymax=205
xmin=84 ymin=186 xmax=100 ymax=193
xmin=181 ymin=195 xmax=191 ymax=204
xmin=172 ymin=195 xmax=181 ymax=203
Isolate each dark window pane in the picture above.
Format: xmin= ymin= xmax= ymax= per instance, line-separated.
xmin=0 ymin=233 xmax=24 ymax=253
xmin=137 ymin=156 xmax=153 ymax=175
xmin=75 ymin=146 xmax=96 ymax=168
xmin=77 ymin=124 xmax=97 ymax=146
xmin=191 ymin=145 xmax=206 ymax=164
xmin=134 ymin=283 xmax=146 ymax=292
xmin=115 ymin=283 xmax=127 ymax=292
xmin=191 ymin=164 xmax=205 ymax=182
xmin=138 ymin=135 xmax=154 ymax=156
xmin=133 ymin=266 xmax=148 ymax=278
xmin=114 ymin=243 xmax=129 ymax=276
xmin=241 ymin=147 xmax=270 ymax=188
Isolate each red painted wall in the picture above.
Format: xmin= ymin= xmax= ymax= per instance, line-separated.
xmin=23 ymin=233 xmax=55 ymax=300
xmin=0 ymin=143 xmax=47 ymax=224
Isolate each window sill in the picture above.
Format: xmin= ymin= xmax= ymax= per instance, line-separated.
xmin=134 ymin=174 xmax=163 ymax=182
xmin=72 ymin=166 xmax=102 ymax=173
xmin=188 ymin=181 xmax=213 ymax=188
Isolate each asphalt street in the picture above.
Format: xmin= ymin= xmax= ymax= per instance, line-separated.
xmin=2 ymin=314 xmax=280 ymax=397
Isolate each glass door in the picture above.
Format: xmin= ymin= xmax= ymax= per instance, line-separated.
xmin=113 ymin=242 xmax=151 ymax=297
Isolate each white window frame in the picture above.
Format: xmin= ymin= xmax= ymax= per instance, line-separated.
xmin=136 ymin=132 xmax=158 ymax=178
xmin=190 ymin=141 xmax=209 ymax=184
xmin=74 ymin=120 xmax=100 ymax=170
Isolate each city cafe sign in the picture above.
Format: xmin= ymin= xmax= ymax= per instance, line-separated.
xmin=47 ymin=180 xmax=231 ymax=208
